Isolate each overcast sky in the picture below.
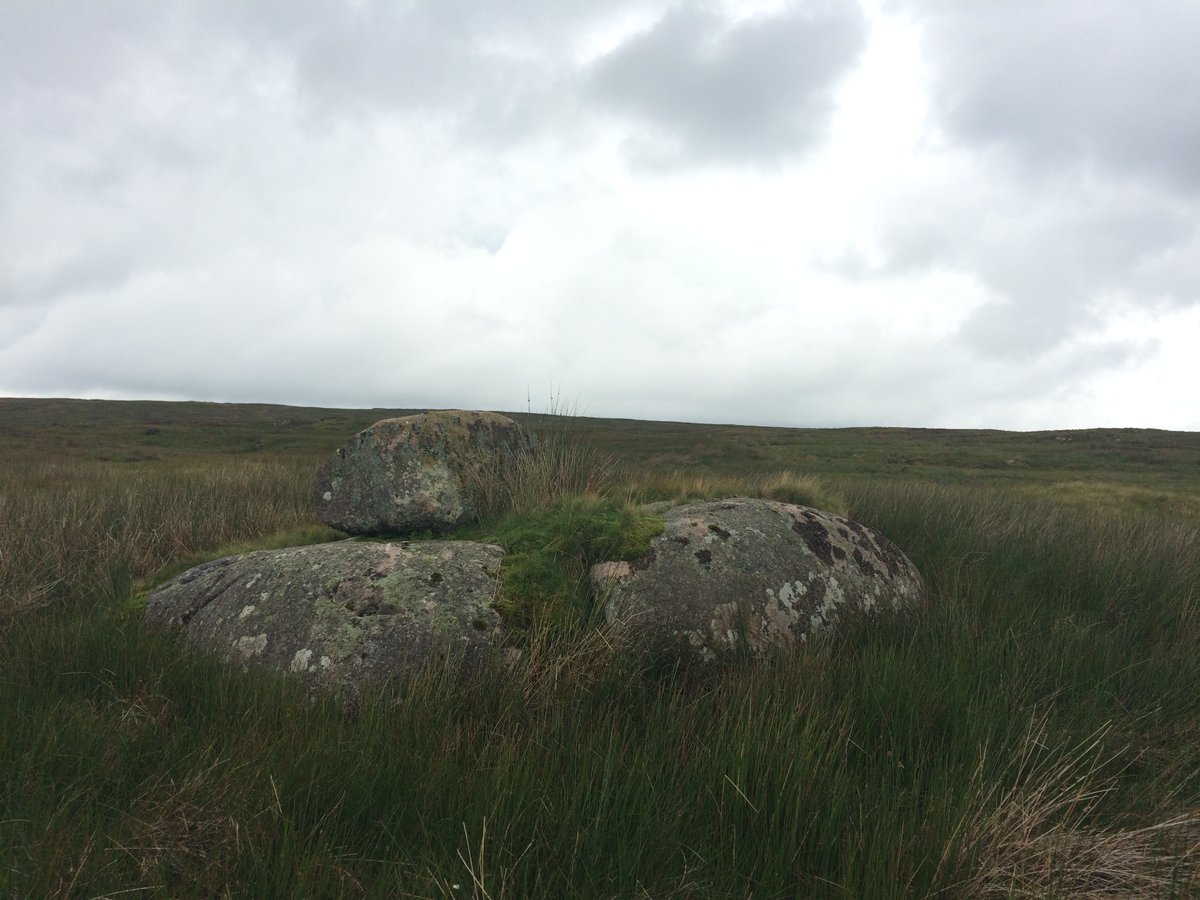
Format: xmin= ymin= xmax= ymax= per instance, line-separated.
xmin=3 ymin=0 xmax=1199 ymax=430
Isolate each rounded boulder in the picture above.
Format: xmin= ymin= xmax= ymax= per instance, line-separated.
xmin=144 ymin=539 xmax=505 ymax=694
xmin=314 ymin=410 xmax=536 ymax=535
xmin=590 ymin=498 xmax=926 ymax=662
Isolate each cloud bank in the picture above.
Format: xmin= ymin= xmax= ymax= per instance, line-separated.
xmin=2 ymin=0 xmax=1197 ymax=429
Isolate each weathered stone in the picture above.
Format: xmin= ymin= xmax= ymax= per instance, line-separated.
xmin=144 ymin=540 xmax=505 ymax=693
xmin=314 ymin=410 xmax=536 ymax=535
xmin=591 ymin=498 xmax=926 ymax=662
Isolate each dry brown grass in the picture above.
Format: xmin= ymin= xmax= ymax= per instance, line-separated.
xmin=1022 ymin=480 xmax=1200 ymax=526
xmin=943 ymin=718 xmax=1200 ymax=898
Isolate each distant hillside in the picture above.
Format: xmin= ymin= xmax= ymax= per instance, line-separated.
xmin=3 ymin=396 xmax=1199 ymax=496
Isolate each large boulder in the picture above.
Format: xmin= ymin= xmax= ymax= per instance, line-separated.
xmin=591 ymin=498 xmax=926 ymax=662
xmin=144 ymin=540 xmax=505 ymax=694
xmin=314 ymin=410 xmax=536 ymax=535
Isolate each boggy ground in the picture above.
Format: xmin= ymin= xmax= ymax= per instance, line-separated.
xmin=1 ymin=398 xmax=1198 ymax=898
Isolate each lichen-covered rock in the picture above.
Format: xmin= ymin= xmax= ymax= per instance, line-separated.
xmin=314 ymin=410 xmax=536 ymax=535
xmin=144 ymin=540 xmax=505 ymax=693
xmin=591 ymin=498 xmax=926 ymax=662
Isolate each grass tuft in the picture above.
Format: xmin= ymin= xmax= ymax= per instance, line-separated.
xmin=464 ymin=408 xmax=615 ymax=521
xmin=945 ymin=717 xmax=1200 ymax=897
xmin=456 ymin=495 xmax=663 ymax=628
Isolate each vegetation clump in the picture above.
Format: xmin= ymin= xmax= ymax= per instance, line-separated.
xmin=458 ymin=496 xmax=663 ymax=628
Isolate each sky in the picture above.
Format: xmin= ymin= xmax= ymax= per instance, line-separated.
xmin=2 ymin=0 xmax=1199 ymax=431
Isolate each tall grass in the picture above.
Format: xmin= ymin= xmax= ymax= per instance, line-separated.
xmin=0 ymin=459 xmax=326 ymax=629
xmin=463 ymin=411 xmax=614 ymax=521
xmin=3 ymin=436 xmax=1199 ymax=895
xmin=842 ymin=480 xmax=1200 ymax=896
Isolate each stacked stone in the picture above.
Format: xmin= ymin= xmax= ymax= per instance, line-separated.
xmin=144 ymin=411 xmax=928 ymax=694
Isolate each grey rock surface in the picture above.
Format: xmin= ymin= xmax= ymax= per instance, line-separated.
xmin=145 ymin=539 xmax=505 ymax=693
xmin=314 ymin=410 xmax=536 ymax=535
xmin=591 ymin=498 xmax=926 ymax=662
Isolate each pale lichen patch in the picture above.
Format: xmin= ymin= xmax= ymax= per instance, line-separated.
xmin=290 ymin=648 xmax=313 ymax=672
xmin=239 ymin=604 xmax=256 ymax=620
xmin=762 ymin=599 xmax=797 ymax=640
xmin=234 ymin=633 xmax=268 ymax=659
xmin=776 ymin=580 xmax=807 ymax=609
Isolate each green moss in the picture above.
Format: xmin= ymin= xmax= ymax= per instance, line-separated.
xmin=454 ymin=496 xmax=663 ymax=628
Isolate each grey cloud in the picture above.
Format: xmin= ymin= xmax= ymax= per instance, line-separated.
xmin=2 ymin=1 xmax=867 ymax=163
xmin=894 ymin=0 xmax=1200 ymax=191
xmin=851 ymin=0 xmax=1200 ymax=364
xmin=0 ymin=307 xmax=48 ymax=353
xmin=0 ymin=1 xmax=168 ymax=94
xmin=188 ymin=0 xmax=650 ymax=141
xmin=0 ymin=0 xmax=629 ymax=154
xmin=864 ymin=0 xmax=1200 ymax=363
xmin=586 ymin=1 xmax=868 ymax=163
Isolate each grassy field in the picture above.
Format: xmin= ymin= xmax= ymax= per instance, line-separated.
xmin=2 ymin=398 xmax=1199 ymax=897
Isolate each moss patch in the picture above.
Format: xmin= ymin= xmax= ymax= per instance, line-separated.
xmin=455 ymin=496 xmax=664 ymax=628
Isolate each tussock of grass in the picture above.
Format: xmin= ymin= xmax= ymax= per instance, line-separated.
xmin=457 ymin=496 xmax=664 ymax=628
xmin=944 ymin=717 xmax=1200 ymax=898
xmin=457 ymin=409 xmax=656 ymax=627
xmin=463 ymin=411 xmax=615 ymax=520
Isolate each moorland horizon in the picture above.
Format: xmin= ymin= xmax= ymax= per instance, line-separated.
xmin=2 ymin=393 xmax=1196 ymax=437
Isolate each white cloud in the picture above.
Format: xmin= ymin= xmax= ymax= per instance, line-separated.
xmin=2 ymin=0 xmax=1198 ymax=431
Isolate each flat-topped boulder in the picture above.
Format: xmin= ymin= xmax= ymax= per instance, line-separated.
xmin=591 ymin=498 xmax=926 ymax=662
xmin=314 ymin=410 xmax=536 ymax=535
xmin=144 ymin=539 xmax=505 ymax=694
